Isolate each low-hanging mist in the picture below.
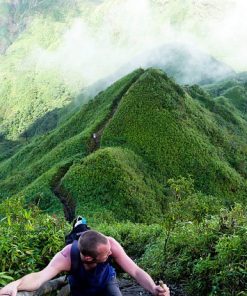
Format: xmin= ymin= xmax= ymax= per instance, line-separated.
xmin=0 ymin=0 xmax=246 ymax=141
xmin=23 ymin=0 xmax=247 ymax=93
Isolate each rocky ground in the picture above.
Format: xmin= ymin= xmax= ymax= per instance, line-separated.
xmin=16 ymin=277 xmax=187 ymax=296
xmin=119 ymin=279 xmax=187 ymax=296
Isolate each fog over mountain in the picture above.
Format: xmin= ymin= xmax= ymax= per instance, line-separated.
xmin=21 ymin=0 xmax=246 ymax=91
xmin=0 ymin=0 xmax=246 ymax=140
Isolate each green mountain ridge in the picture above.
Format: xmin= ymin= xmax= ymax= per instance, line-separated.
xmin=1 ymin=67 xmax=247 ymax=213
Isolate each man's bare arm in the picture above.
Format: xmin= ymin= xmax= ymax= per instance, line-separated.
xmin=109 ymin=237 xmax=170 ymax=296
xmin=0 ymin=246 xmax=71 ymax=296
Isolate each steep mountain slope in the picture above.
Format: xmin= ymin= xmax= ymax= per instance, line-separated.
xmin=101 ymin=69 xmax=247 ymax=200
xmin=0 ymin=8 xmax=75 ymax=142
xmin=1 ymin=68 xmax=247 ymax=221
xmin=61 ymin=147 xmax=164 ymax=223
xmin=0 ymin=69 xmax=144 ymax=213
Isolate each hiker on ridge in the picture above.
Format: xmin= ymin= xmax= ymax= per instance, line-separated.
xmin=0 ymin=230 xmax=170 ymax=296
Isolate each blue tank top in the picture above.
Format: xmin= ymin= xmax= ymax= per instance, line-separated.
xmin=68 ymin=240 xmax=116 ymax=296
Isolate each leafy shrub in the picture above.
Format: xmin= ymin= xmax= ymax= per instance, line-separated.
xmin=139 ymin=204 xmax=247 ymax=296
xmin=0 ymin=272 xmax=14 ymax=287
xmin=0 ymin=197 xmax=68 ymax=279
xmin=97 ymin=222 xmax=165 ymax=258
xmin=165 ymin=176 xmax=223 ymax=224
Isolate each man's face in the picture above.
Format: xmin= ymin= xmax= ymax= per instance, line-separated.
xmin=93 ymin=241 xmax=112 ymax=263
xmin=80 ymin=240 xmax=112 ymax=264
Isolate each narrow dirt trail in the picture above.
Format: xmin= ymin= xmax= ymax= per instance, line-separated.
xmin=52 ymin=71 xmax=143 ymax=222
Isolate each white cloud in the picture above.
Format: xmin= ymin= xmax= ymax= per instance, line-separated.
xmin=26 ymin=0 xmax=247 ymax=92
xmin=205 ymin=0 xmax=247 ymax=71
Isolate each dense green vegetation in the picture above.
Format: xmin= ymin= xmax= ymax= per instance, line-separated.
xmin=0 ymin=197 xmax=67 ymax=282
xmin=61 ymin=147 xmax=164 ymax=223
xmin=140 ymin=202 xmax=247 ymax=295
xmin=1 ymin=67 xmax=247 ymax=295
xmin=0 ymin=0 xmax=87 ymax=147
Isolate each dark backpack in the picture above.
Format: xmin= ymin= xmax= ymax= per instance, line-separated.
xmin=65 ymin=216 xmax=90 ymax=245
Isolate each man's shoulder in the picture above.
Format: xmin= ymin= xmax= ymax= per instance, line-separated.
xmin=61 ymin=243 xmax=72 ymax=258
xmin=108 ymin=236 xmax=119 ymax=247
xmin=48 ymin=244 xmax=72 ymax=272
xmin=107 ymin=236 xmax=125 ymax=257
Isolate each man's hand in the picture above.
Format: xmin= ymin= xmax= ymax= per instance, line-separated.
xmin=0 ymin=283 xmax=18 ymax=296
xmin=152 ymin=283 xmax=170 ymax=296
